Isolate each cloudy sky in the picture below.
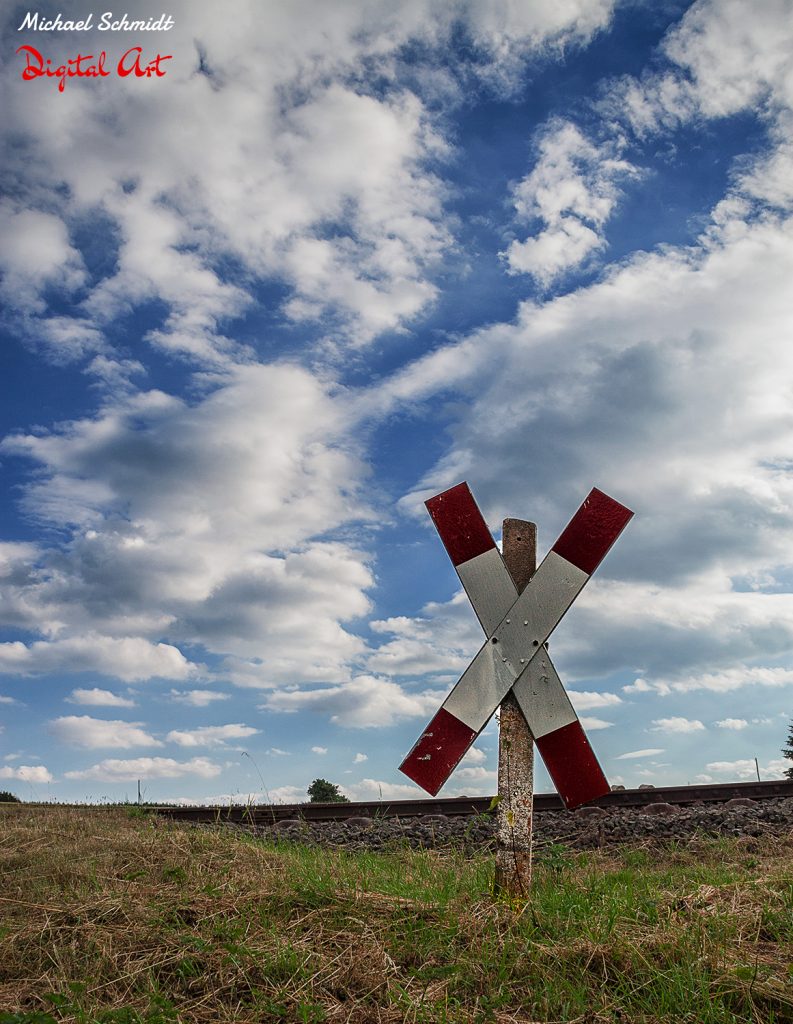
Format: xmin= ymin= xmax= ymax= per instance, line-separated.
xmin=2 ymin=0 xmax=793 ymax=804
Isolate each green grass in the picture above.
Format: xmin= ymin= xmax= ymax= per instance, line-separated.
xmin=0 ymin=805 xmax=791 ymax=1022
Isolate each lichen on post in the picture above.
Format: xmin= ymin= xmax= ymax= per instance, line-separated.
xmin=494 ymin=518 xmax=536 ymax=898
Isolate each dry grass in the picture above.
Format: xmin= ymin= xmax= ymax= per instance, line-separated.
xmin=0 ymin=805 xmax=791 ymax=1023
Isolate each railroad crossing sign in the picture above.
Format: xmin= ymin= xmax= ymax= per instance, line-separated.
xmin=399 ymin=483 xmax=633 ymax=808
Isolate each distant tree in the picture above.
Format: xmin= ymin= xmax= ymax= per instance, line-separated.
xmin=783 ymin=719 xmax=793 ymax=780
xmin=0 ymin=790 xmax=20 ymax=802
xmin=307 ymin=778 xmax=349 ymax=803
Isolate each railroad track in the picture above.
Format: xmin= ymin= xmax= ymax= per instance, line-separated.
xmin=155 ymin=779 xmax=793 ymax=825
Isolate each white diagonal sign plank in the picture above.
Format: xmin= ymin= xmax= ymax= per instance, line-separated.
xmin=424 ymin=483 xmax=614 ymax=807
xmin=424 ymin=484 xmax=608 ymax=806
xmin=399 ymin=483 xmax=632 ymax=805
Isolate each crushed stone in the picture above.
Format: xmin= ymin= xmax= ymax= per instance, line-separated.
xmin=204 ymin=795 xmax=793 ymax=854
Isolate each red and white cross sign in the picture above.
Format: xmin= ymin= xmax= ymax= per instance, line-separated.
xmin=399 ymin=483 xmax=633 ymax=808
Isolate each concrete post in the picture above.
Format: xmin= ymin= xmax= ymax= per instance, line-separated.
xmin=494 ymin=518 xmax=536 ymax=898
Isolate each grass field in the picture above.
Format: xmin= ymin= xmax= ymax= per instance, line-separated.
xmin=0 ymin=805 xmax=791 ymax=1023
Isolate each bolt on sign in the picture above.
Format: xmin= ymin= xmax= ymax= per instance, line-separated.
xmin=400 ymin=483 xmax=633 ymax=808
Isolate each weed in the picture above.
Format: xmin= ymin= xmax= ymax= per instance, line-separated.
xmin=0 ymin=1015 xmax=59 ymax=1024
xmin=534 ymin=840 xmax=575 ymax=871
xmin=0 ymin=805 xmax=791 ymax=1023
xmin=124 ymin=806 xmax=151 ymax=820
xmin=160 ymin=865 xmax=187 ymax=884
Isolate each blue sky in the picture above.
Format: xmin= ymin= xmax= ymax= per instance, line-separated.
xmin=2 ymin=0 xmax=793 ymax=804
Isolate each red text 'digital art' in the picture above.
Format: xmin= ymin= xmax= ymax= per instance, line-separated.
xmin=16 ymin=46 xmax=173 ymax=92
xmin=400 ymin=483 xmax=632 ymax=807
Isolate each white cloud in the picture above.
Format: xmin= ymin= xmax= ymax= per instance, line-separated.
xmin=6 ymin=80 xmax=445 ymax=356
xmin=0 ymin=0 xmax=623 ymax=739
xmin=0 ymin=764 xmax=53 ymax=784
xmin=651 ymin=717 xmax=706 ymax=734
xmin=353 ymin=752 xmax=368 ymax=764
xmin=84 ymin=355 xmax=145 ymax=393
xmin=0 ymin=202 xmax=86 ymax=315
xmin=168 ymin=689 xmax=230 ymax=707
xmin=0 ymin=636 xmax=197 ymax=683
xmin=718 ymin=760 xmax=760 ymax=779
xmin=605 ymin=0 xmax=793 ymax=137
xmin=453 ymin=764 xmax=498 ymax=781
xmin=505 ymin=218 xmax=602 ymax=284
xmin=460 ymin=746 xmax=487 ymax=766
xmin=568 ymin=690 xmax=622 ymax=710
xmin=0 ymin=0 xmax=618 ymax=357
xmin=366 ymin=1 xmax=793 ymax=729
xmin=273 ymin=86 xmax=449 ymax=346
xmin=1 ymin=364 xmax=374 ymax=687
xmin=363 ymin=590 xmax=505 ymax=713
xmin=367 ymin=601 xmax=479 ymax=678
xmin=160 ymin=791 xmax=266 ymax=807
xmin=714 ymin=718 xmax=749 ymax=730
xmin=267 ymin=785 xmax=307 ymax=804
xmin=49 ymin=715 xmax=162 ymax=749
xmin=0 ymin=695 xmax=17 ymax=704
xmin=166 ymin=724 xmax=260 ymax=748
xmin=763 ymin=758 xmax=789 ymax=778
xmin=4 ymin=0 xmax=793 ymax=795
xmin=636 ymin=666 xmax=793 ymax=696
xmin=267 ymin=747 xmax=290 ymax=756
xmin=342 ymin=777 xmax=425 ymax=801
xmin=65 ymin=756 xmax=222 ymax=781
xmin=0 ymin=541 xmax=39 ymax=573
xmin=614 ymin=748 xmax=665 ymax=760
xmin=464 ymin=1 xmax=616 ymax=71
xmin=503 ymin=120 xmax=638 ymax=284
xmin=262 ymin=675 xmax=445 ymax=727
xmin=311 ymin=746 xmax=328 ymax=755
xmin=68 ymin=688 xmax=136 ymax=708
xmin=386 ymin=205 xmax=793 ymax=698
xmin=622 ymin=678 xmax=652 ymax=694
xmin=580 ymin=716 xmax=614 ymax=731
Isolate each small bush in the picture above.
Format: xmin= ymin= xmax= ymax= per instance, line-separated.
xmin=307 ymin=778 xmax=349 ymax=803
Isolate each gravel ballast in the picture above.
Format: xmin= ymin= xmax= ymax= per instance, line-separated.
xmin=210 ymin=796 xmax=793 ymax=854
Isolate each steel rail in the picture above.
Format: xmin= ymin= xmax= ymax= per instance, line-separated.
xmin=154 ymin=778 xmax=793 ymax=825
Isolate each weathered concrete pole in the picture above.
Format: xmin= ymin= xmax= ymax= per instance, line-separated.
xmin=493 ymin=518 xmax=536 ymax=898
